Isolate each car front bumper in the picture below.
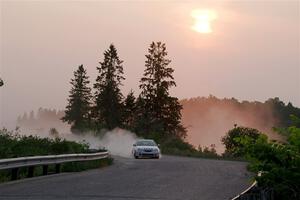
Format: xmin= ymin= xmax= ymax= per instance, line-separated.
xmin=136 ymin=152 xmax=159 ymax=158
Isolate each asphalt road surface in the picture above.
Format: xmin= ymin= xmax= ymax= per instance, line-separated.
xmin=0 ymin=155 xmax=252 ymax=200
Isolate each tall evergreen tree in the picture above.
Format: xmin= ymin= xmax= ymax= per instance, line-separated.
xmin=62 ymin=65 xmax=92 ymax=133
xmin=93 ymin=44 xmax=125 ymax=130
xmin=123 ymin=90 xmax=136 ymax=129
xmin=137 ymin=42 xmax=186 ymax=138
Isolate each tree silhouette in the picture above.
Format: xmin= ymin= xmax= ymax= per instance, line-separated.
xmin=62 ymin=65 xmax=92 ymax=133
xmin=93 ymin=44 xmax=125 ymax=130
xmin=137 ymin=42 xmax=186 ymax=138
xmin=123 ymin=90 xmax=136 ymax=130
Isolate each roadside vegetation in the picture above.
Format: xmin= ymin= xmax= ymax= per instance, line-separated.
xmin=0 ymin=128 xmax=113 ymax=183
xmin=221 ymin=115 xmax=300 ymax=200
xmin=0 ymin=128 xmax=91 ymax=159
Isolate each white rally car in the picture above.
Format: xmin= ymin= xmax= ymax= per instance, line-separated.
xmin=132 ymin=139 xmax=160 ymax=159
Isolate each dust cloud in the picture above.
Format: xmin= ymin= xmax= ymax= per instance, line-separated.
xmin=62 ymin=129 xmax=140 ymax=158
xmin=17 ymin=126 xmax=139 ymax=158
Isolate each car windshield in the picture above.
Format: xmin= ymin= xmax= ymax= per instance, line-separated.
xmin=136 ymin=140 xmax=156 ymax=146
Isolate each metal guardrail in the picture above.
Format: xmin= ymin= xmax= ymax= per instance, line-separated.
xmin=0 ymin=151 xmax=109 ymax=180
xmin=231 ymin=180 xmax=258 ymax=200
xmin=230 ymin=172 xmax=274 ymax=200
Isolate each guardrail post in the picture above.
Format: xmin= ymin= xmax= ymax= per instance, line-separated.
xmin=43 ymin=165 xmax=48 ymax=175
xmin=27 ymin=166 xmax=34 ymax=178
xmin=55 ymin=164 xmax=61 ymax=173
xmin=11 ymin=168 xmax=19 ymax=180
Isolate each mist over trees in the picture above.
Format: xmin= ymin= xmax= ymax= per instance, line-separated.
xmin=180 ymin=95 xmax=300 ymax=152
xmin=17 ymin=95 xmax=300 ymax=153
xmin=17 ymin=108 xmax=68 ymax=135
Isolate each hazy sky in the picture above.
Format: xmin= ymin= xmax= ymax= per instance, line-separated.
xmin=0 ymin=0 xmax=299 ymax=128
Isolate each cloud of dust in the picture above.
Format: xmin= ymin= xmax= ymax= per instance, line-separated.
xmin=61 ymin=128 xmax=140 ymax=158
xmin=17 ymin=126 xmax=140 ymax=158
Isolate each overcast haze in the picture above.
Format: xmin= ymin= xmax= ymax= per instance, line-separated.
xmin=0 ymin=0 xmax=299 ymax=129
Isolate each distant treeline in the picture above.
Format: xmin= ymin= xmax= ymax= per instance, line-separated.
xmin=181 ymin=95 xmax=300 ymax=128
xmin=16 ymin=108 xmax=68 ymax=134
xmin=179 ymin=95 xmax=300 ymax=152
xmin=17 ymin=108 xmax=64 ymax=126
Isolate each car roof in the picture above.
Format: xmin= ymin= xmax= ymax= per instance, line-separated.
xmin=136 ymin=139 xmax=154 ymax=142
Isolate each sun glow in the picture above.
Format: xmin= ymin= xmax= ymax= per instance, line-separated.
xmin=191 ymin=9 xmax=217 ymax=34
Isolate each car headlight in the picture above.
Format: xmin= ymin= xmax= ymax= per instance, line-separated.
xmin=137 ymin=148 xmax=143 ymax=152
xmin=153 ymin=148 xmax=158 ymax=152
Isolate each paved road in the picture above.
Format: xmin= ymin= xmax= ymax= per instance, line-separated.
xmin=0 ymin=156 xmax=252 ymax=200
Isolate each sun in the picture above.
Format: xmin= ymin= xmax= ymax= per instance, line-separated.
xmin=191 ymin=9 xmax=217 ymax=34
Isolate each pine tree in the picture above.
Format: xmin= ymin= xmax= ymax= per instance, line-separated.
xmin=93 ymin=44 xmax=125 ymax=130
xmin=123 ymin=90 xmax=136 ymax=129
xmin=0 ymin=78 xmax=3 ymax=87
xmin=62 ymin=65 xmax=92 ymax=133
xmin=137 ymin=42 xmax=186 ymax=138
xmin=134 ymin=96 xmax=153 ymax=135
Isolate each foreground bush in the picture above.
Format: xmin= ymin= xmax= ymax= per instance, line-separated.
xmin=0 ymin=128 xmax=91 ymax=159
xmin=221 ymin=126 xmax=261 ymax=157
xmin=232 ymin=116 xmax=300 ymax=200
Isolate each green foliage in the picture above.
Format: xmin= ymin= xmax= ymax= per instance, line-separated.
xmin=136 ymin=42 xmax=186 ymax=139
xmin=0 ymin=128 xmax=112 ymax=182
xmin=161 ymin=137 xmax=196 ymax=153
xmin=231 ymin=117 xmax=300 ymax=200
xmin=0 ymin=128 xmax=89 ymax=159
xmin=62 ymin=65 xmax=92 ymax=133
xmin=93 ymin=44 xmax=125 ymax=130
xmin=222 ymin=126 xmax=261 ymax=157
xmin=265 ymin=98 xmax=300 ymax=127
xmin=123 ymin=90 xmax=136 ymax=130
xmin=162 ymin=140 xmax=219 ymax=159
